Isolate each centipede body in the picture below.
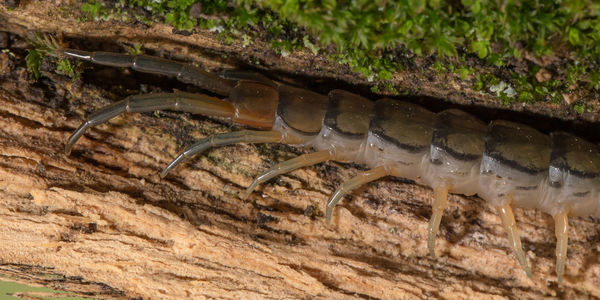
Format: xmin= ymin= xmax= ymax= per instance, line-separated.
xmin=7 ymin=31 xmax=600 ymax=298
xmin=46 ymin=34 xmax=600 ymax=285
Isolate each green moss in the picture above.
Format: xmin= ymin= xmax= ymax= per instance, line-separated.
xmin=25 ymin=48 xmax=42 ymax=80
xmin=456 ymin=67 xmax=473 ymax=80
xmin=0 ymin=275 xmax=92 ymax=299
xmin=26 ymin=35 xmax=82 ymax=81
xmin=80 ymin=0 xmax=107 ymax=21
xmin=127 ymin=43 xmax=143 ymax=55
xmin=56 ymin=59 xmax=81 ymax=80
xmin=573 ymin=103 xmax=587 ymax=114
xmin=73 ymin=0 xmax=600 ymax=113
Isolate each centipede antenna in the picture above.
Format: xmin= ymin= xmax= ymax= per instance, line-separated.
xmin=496 ymin=203 xmax=533 ymax=279
xmin=428 ymin=186 xmax=449 ymax=257
xmin=554 ymin=211 xmax=569 ymax=283
xmin=161 ymin=130 xmax=284 ymax=178
xmin=241 ymin=149 xmax=335 ymax=199
xmin=326 ymin=165 xmax=392 ymax=222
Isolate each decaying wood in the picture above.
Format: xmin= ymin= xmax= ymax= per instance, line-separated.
xmin=1 ymin=1 xmax=600 ymax=299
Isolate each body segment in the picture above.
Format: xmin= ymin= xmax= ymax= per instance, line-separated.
xmin=421 ymin=109 xmax=486 ymax=256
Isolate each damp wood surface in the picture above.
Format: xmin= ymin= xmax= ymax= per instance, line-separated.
xmin=1 ymin=2 xmax=600 ymax=300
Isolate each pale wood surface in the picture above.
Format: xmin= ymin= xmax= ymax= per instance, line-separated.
xmin=1 ymin=1 xmax=600 ymax=299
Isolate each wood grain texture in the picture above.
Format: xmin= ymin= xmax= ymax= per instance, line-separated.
xmin=1 ymin=1 xmax=600 ymax=299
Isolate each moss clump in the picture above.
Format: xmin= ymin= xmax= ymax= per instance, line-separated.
xmin=56 ymin=59 xmax=81 ymax=80
xmin=26 ymin=34 xmax=82 ymax=81
xmin=75 ymin=0 xmax=599 ymax=111
xmin=25 ymin=48 xmax=42 ymax=79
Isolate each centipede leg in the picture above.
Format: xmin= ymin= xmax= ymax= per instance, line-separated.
xmin=554 ymin=211 xmax=569 ymax=283
xmin=161 ymin=130 xmax=286 ymax=177
xmin=496 ymin=202 xmax=533 ymax=278
xmin=241 ymin=149 xmax=336 ymax=199
xmin=427 ymin=186 xmax=449 ymax=257
xmin=326 ymin=165 xmax=393 ymax=222
xmin=65 ymin=92 xmax=235 ymax=154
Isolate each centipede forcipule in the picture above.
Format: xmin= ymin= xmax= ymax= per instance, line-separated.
xmin=38 ymin=34 xmax=600 ymax=284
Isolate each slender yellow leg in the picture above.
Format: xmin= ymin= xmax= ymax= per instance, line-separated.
xmin=496 ymin=203 xmax=533 ymax=278
xmin=428 ymin=186 xmax=449 ymax=257
xmin=241 ymin=150 xmax=335 ymax=199
xmin=554 ymin=211 xmax=569 ymax=283
xmin=326 ymin=166 xmax=391 ymax=222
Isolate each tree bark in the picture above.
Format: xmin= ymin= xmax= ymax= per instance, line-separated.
xmin=1 ymin=1 xmax=600 ymax=299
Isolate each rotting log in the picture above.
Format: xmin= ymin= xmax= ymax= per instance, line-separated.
xmin=1 ymin=2 xmax=600 ymax=299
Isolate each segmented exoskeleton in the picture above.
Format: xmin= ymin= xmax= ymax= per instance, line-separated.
xmin=44 ymin=35 xmax=600 ymax=283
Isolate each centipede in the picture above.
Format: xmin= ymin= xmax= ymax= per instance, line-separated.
xmin=39 ymin=34 xmax=599 ymax=284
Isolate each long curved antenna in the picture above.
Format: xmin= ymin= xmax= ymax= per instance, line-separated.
xmin=60 ymin=49 xmax=235 ymax=95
